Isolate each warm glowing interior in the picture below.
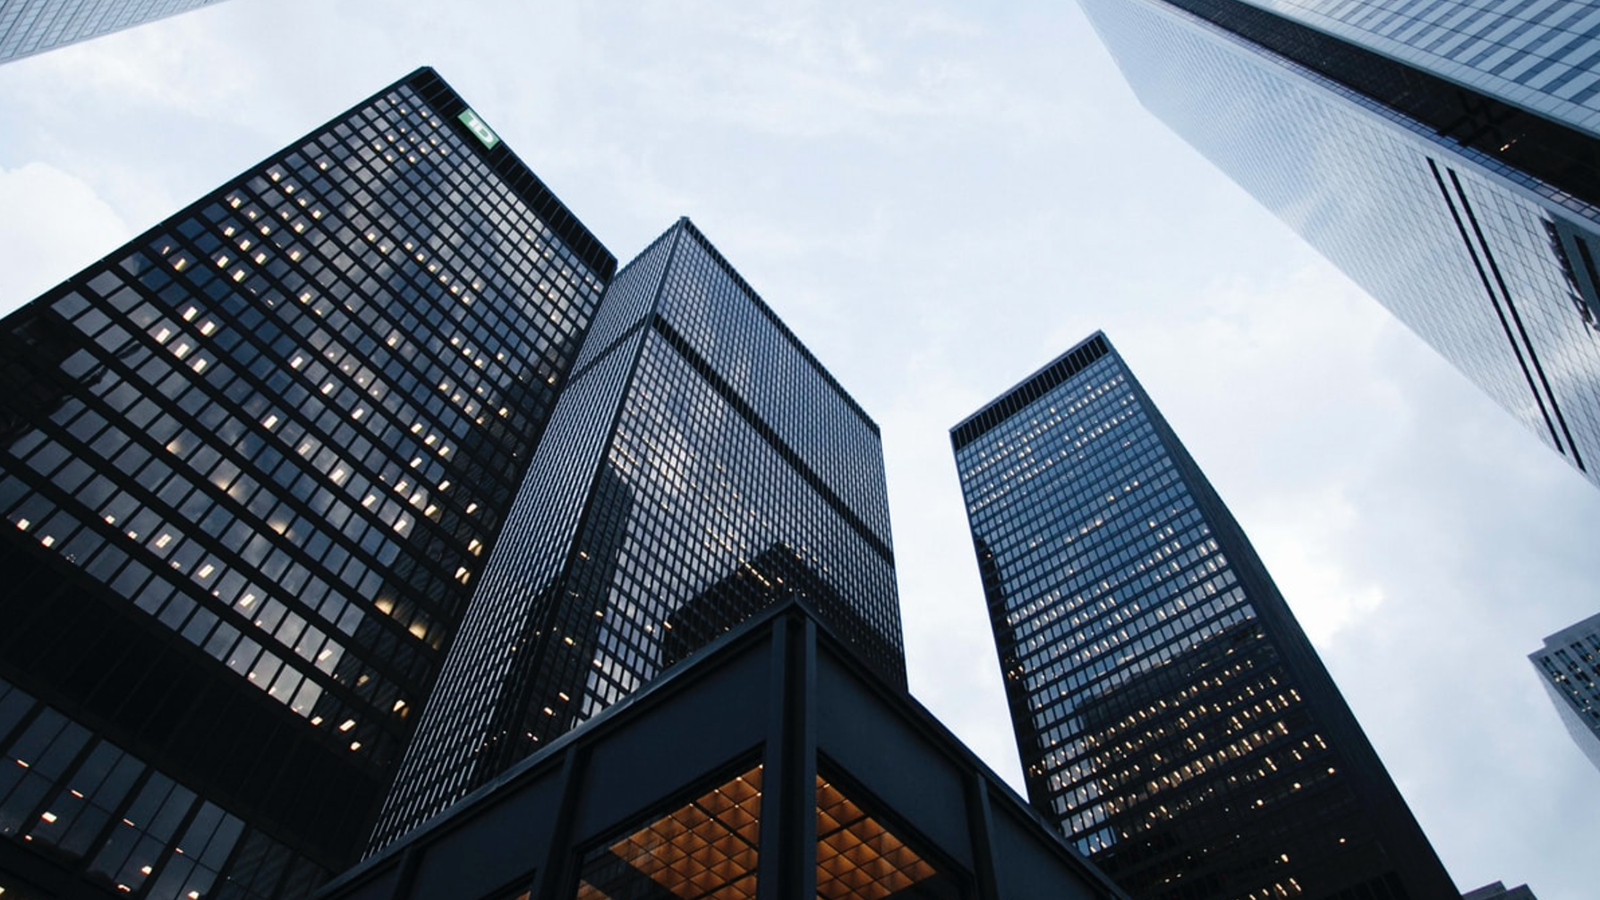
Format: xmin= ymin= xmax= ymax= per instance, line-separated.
xmin=814 ymin=776 xmax=937 ymax=900
xmin=577 ymin=765 xmax=762 ymax=900
xmin=575 ymin=765 xmax=944 ymax=900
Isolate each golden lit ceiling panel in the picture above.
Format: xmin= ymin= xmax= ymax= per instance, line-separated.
xmin=577 ymin=766 xmax=949 ymax=900
xmin=577 ymin=765 xmax=762 ymax=900
xmin=815 ymin=776 xmax=938 ymax=900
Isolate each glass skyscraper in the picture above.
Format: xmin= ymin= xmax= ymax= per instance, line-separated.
xmin=1528 ymin=610 xmax=1600 ymax=773
xmin=1075 ymin=0 xmax=1600 ymax=489
xmin=0 ymin=67 xmax=614 ymax=900
xmin=1229 ymin=0 xmax=1600 ymax=134
xmin=0 ymin=0 xmax=230 ymax=63
xmin=952 ymin=333 xmax=1456 ymax=900
xmin=314 ymin=602 xmax=1123 ymax=900
xmin=372 ymin=217 xmax=904 ymax=850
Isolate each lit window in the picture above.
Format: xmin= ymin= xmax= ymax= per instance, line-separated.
xmin=815 ymin=772 xmax=955 ymax=900
xmin=577 ymin=765 xmax=761 ymax=899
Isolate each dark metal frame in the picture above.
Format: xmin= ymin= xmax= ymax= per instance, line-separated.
xmin=313 ymin=600 xmax=1127 ymax=900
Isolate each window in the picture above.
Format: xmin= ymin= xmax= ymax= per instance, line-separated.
xmin=575 ymin=764 xmax=762 ymax=900
xmin=815 ymin=767 xmax=961 ymax=900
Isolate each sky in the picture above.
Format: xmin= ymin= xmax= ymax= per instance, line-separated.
xmin=1 ymin=1 xmax=1597 ymax=898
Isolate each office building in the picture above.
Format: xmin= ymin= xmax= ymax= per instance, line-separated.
xmin=1528 ymin=611 xmax=1600 ymax=772
xmin=1462 ymin=883 xmax=1537 ymax=900
xmin=313 ymin=600 xmax=1127 ymax=900
xmin=1 ymin=0 xmax=230 ymax=63
xmin=952 ymin=333 xmax=1456 ymax=900
xmin=1075 ymin=0 xmax=1600 ymax=488
xmin=371 ymin=218 xmax=905 ymax=850
xmin=0 ymin=67 xmax=614 ymax=900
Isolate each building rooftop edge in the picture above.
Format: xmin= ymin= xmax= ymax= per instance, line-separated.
xmin=404 ymin=67 xmax=618 ymax=281
xmin=949 ymin=330 xmax=1113 ymax=450
xmin=323 ymin=596 xmax=1122 ymax=899
xmin=1531 ymin=609 xmax=1600 ymax=656
xmin=672 ymin=217 xmax=883 ymax=437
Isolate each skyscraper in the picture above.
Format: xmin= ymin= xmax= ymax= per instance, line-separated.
xmin=315 ymin=601 xmax=1127 ymax=900
xmin=1462 ymin=882 xmax=1538 ymax=900
xmin=371 ymin=218 xmax=904 ymax=850
xmin=1527 ymin=610 xmax=1600 ymax=773
xmin=1074 ymin=0 xmax=1600 ymax=488
xmin=952 ymin=333 xmax=1457 ymax=900
xmin=0 ymin=67 xmax=614 ymax=900
xmin=0 ymin=0 xmax=231 ymax=63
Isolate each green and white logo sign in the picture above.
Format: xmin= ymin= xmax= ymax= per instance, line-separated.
xmin=458 ymin=108 xmax=500 ymax=150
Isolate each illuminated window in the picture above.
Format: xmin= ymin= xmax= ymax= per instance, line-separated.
xmin=576 ymin=765 xmax=761 ymax=900
xmin=815 ymin=773 xmax=956 ymax=900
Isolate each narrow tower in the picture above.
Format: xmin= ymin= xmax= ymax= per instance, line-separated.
xmin=1075 ymin=0 xmax=1600 ymax=488
xmin=952 ymin=333 xmax=1456 ymax=900
xmin=373 ymin=218 xmax=904 ymax=849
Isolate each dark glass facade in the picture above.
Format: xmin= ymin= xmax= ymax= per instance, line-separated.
xmin=952 ymin=334 xmax=1456 ymax=900
xmin=1076 ymin=0 xmax=1600 ymax=490
xmin=314 ymin=601 xmax=1125 ymax=900
xmin=373 ymin=219 xmax=904 ymax=851
xmin=1527 ymin=611 xmax=1600 ymax=773
xmin=0 ymin=67 xmax=614 ymax=900
xmin=1461 ymin=883 xmax=1537 ymax=900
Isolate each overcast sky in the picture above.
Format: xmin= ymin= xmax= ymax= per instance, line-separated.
xmin=2 ymin=2 xmax=1597 ymax=898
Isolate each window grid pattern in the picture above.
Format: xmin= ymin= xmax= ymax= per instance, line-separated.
xmin=373 ymin=221 xmax=903 ymax=850
xmin=656 ymin=233 xmax=891 ymax=549
xmin=0 ymin=676 xmax=324 ymax=900
xmin=954 ymin=338 xmax=1438 ymax=900
xmin=0 ymin=70 xmax=610 ymax=897
xmin=1082 ymin=0 xmax=1600 ymax=489
xmin=0 ymin=0 xmax=227 ymax=63
xmin=1 ymin=80 xmax=602 ymax=763
xmin=372 ymin=226 xmax=675 ymax=849
xmin=1529 ymin=612 xmax=1600 ymax=771
xmin=1240 ymin=0 xmax=1600 ymax=134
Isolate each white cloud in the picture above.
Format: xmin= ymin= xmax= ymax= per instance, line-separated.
xmin=9 ymin=6 xmax=263 ymax=124
xmin=1246 ymin=488 xmax=1388 ymax=644
xmin=0 ymin=161 xmax=128 ymax=315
